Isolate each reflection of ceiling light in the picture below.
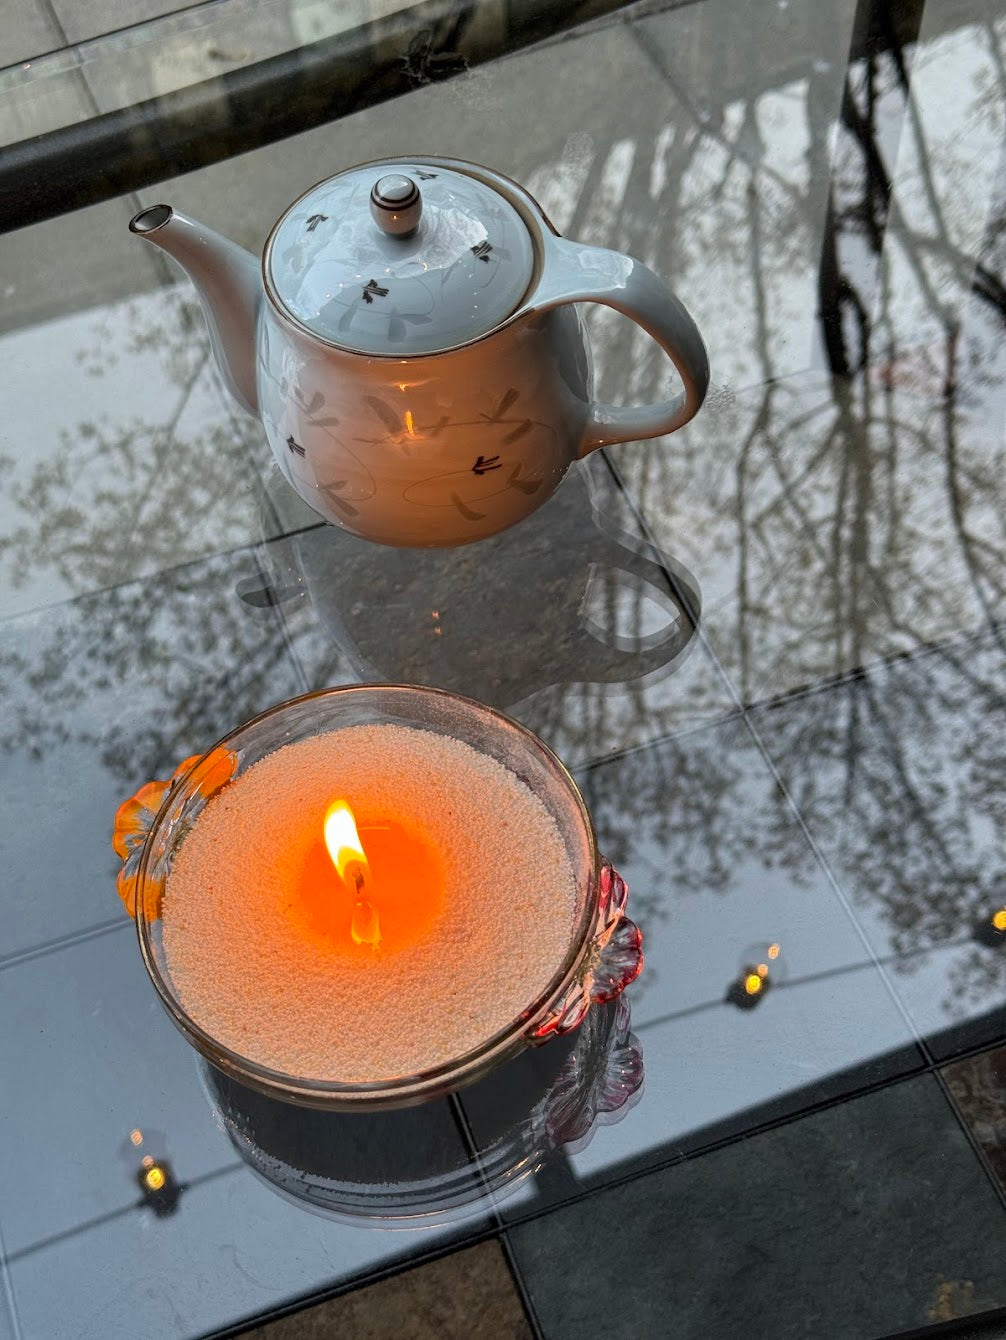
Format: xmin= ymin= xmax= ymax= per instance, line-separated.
xmin=729 ymin=941 xmax=785 ymax=1010
xmin=135 ymin=1157 xmax=182 ymax=1217
xmin=729 ymin=963 xmax=772 ymax=1010
xmin=972 ymin=908 xmax=1006 ymax=949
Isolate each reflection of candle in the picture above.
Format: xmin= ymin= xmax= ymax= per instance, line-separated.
xmin=163 ymin=724 xmax=576 ymax=1082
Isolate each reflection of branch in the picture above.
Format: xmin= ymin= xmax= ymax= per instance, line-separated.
xmin=117 ymin=353 xmax=209 ymax=572
xmin=941 ymin=323 xmax=1000 ymax=626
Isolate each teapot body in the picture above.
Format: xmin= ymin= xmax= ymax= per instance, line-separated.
xmin=257 ymin=301 xmax=593 ymax=547
xmin=130 ymin=155 xmax=708 ymax=549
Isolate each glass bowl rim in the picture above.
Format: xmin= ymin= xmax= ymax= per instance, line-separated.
xmin=135 ymin=683 xmax=601 ymax=1107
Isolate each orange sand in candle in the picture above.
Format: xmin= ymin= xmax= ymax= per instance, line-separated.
xmin=162 ymin=724 xmax=578 ymax=1082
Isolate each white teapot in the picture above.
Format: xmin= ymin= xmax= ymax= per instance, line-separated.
xmin=131 ymin=157 xmax=708 ymax=547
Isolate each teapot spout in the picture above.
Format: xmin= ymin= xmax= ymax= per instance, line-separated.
xmin=129 ymin=205 xmax=261 ymax=417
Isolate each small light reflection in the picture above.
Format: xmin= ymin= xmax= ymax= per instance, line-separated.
xmin=136 ymin=1157 xmax=181 ymax=1216
xmin=123 ymin=1127 xmax=183 ymax=1216
xmin=729 ymin=940 xmax=786 ymax=1011
xmin=973 ymin=908 xmax=1006 ymax=948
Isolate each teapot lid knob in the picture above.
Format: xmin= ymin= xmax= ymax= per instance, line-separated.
xmin=370 ymin=174 xmax=422 ymax=237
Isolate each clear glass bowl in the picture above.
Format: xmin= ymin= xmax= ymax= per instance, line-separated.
xmin=201 ymin=996 xmax=643 ymax=1224
xmin=116 ymin=685 xmax=642 ymax=1110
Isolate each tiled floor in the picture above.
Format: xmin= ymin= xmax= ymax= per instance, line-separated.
xmin=507 ymin=1075 xmax=1006 ymax=1338
xmin=1 ymin=0 xmax=1006 ymax=1337
xmin=243 ymin=1241 xmax=533 ymax=1338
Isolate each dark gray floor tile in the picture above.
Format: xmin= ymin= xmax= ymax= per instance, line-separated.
xmin=508 ymin=1075 xmax=1006 ymax=1340
xmin=0 ymin=544 xmax=304 ymax=957
xmin=944 ymin=1043 xmax=1006 ymax=1199
xmin=752 ymin=632 xmax=1006 ymax=1058
xmin=245 ymin=1240 xmax=531 ymax=1339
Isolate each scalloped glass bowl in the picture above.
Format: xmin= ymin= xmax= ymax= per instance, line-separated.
xmin=118 ymin=685 xmax=642 ymax=1111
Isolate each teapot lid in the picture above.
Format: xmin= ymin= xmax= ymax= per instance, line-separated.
xmin=264 ymin=160 xmax=536 ymax=356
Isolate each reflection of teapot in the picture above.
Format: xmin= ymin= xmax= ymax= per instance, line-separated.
xmin=246 ymin=466 xmax=700 ymax=707
xmin=130 ymin=156 xmax=708 ymax=547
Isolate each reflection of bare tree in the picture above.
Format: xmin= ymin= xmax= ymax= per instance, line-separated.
xmin=0 ymin=288 xmax=268 ymax=599
xmin=581 ymin=630 xmax=1006 ymax=1022
xmin=0 ymin=551 xmax=298 ymax=788
xmin=583 ymin=5 xmax=1006 ymax=697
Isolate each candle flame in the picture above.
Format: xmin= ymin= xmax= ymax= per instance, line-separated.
xmin=324 ymin=800 xmax=380 ymax=947
xmin=404 ymin=409 xmax=416 ymax=437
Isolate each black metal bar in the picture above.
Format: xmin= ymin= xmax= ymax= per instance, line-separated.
xmin=0 ymin=0 xmax=634 ymax=234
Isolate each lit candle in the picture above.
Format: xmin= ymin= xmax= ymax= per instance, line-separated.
xmin=159 ymin=722 xmax=578 ymax=1083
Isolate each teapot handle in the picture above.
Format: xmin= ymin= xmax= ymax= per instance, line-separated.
xmin=532 ymin=236 xmax=709 ymax=454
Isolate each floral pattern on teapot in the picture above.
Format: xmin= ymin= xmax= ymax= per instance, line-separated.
xmin=256 ymin=301 xmax=592 ymax=546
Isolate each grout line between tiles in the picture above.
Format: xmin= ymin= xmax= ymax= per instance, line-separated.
xmin=573 ymin=699 xmax=743 ymax=777
xmin=0 ymin=915 xmax=130 ymax=973
xmin=742 ymin=619 xmax=1004 ymax=718
xmin=446 ymin=1090 xmax=513 ymax=1227
xmin=930 ymin=1065 xmax=1006 ymax=1216
xmin=10 ymin=0 xmax=220 ymax=67
xmin=493 ymin=1063 xmax=984 ymax=1243
xmin=498 ymin=1229 xmax=548 ymax=1340
xmin=739 ymin=707 xmax=933 ymax=1062
xmin=0 ymin=516 xmax=318 ymax=633
xmin=596 ymin=450 xmax=746 ymax=710
xmin=0 ymin=1214 xmax=24 ymax=1340
xmin=249 ymin=545 xmax=312 ymax=699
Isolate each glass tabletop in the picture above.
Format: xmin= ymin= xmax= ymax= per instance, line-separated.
xmin=1 ymin=0 xmax=1005 ymax=1336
